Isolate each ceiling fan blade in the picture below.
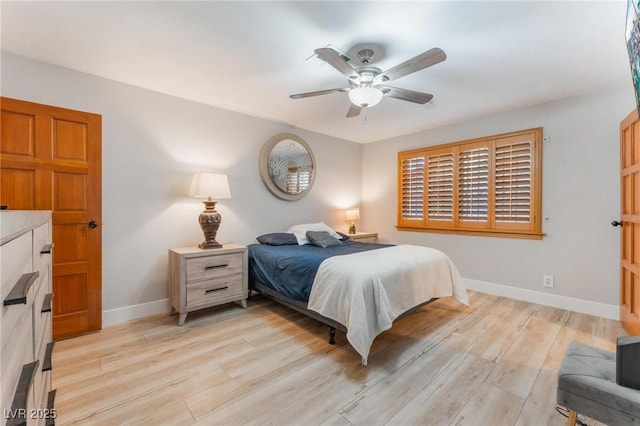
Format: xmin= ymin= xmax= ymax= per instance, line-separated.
xmin=381 ymin=87 xmax=433 ymax=104
xmin=374 ymin=48 xmax=446 ymax=84
xmin=315 ymin=47 xmax=360 ymax=82
xmin=346 ymin=103 xmax=362 ymax=118
xmin=290 ymin=88 xmax=348 ymax=99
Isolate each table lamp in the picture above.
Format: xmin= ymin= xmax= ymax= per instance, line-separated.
xmin=189 ymin=172 xmax=231 ymax=249
xmin=345 ymin=208 xmax=360 ymax=234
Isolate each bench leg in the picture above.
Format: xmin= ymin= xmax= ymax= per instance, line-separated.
xmin=566 ymin=410 xmax=577 ymax=426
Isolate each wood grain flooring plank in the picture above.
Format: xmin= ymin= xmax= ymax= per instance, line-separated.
xmin=185 ymin=339 xmax=345 ymax=419
xmin=593 ymin=316 xmax=628 ymax=352
xmin=340 ymin=332 xmax=471 ymax=425
xmin=192 ymin=355 xmax=353 ymax=425
xmin=55 ymin=338 xmax=253 ymax=422
xmin=319 ymin=413 xmax=354 ymax=426
xmin=452 ymin=382 xmax=524 ymax=426
xmin=468 ymin=299 xmax=539 ymax=363
xmin=485 ymin=316 xmax=562 ymax=399
xmin=386 ymin=350 xmax=494 ymax=425
xmin=49 ymin=293 xmax=627 ymax=426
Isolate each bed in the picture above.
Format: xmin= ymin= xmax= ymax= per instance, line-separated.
xmin=248 ymin=224 xmax=468 ymax=365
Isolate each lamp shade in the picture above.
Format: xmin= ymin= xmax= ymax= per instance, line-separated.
xmin=189 ymin=172 xmax=231 ymax=199
xmin=348 ymin=87 xmax=383 ymax=108
xmin=345 ymin=208 xmax=360 ymax=222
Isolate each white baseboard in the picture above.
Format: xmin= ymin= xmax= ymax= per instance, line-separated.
xmin=463 ymin=278 xmax=619 ymax=320
xmin=102 ymin=298 xmax=170 ymax=327
xmin=100 ymin=280 xmax=619 ymax=327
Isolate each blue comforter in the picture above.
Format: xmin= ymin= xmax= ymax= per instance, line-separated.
xmin=248 ymin=241 xmax=391 ymax=302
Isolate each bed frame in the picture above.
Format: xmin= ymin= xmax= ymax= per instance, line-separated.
xmin=250 ymin=280 xmax=435 ymax=345
xmin=250 ymin=281 xmax=346 ymax=343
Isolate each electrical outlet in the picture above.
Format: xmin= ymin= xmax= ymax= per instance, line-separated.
xmin=543 ymin=275 xmax=554 ymax=288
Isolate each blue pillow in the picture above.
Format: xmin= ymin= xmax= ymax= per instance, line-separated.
xmin=306 ymin=231 xmax=343 ymax=248
xmin=256 ymin=233 xmax=298 ymax=245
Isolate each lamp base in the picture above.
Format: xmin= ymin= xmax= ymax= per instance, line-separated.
xmin=198 ymin=199 xmax=223 ymax=249
xmin=199 ymin=240 xmax=222 ymax=250
xmin=348 ymin=223 xmax=356 ymax=234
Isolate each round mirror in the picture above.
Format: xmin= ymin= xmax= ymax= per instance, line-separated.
xmin=259 ymin=133 xmax=316 ymax=201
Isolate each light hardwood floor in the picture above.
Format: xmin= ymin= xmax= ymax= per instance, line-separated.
xmin=52 ymin=291 xmax=627 ymax=425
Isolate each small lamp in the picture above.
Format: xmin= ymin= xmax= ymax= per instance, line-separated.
xmin=345 ymin=208 xmax=360 ymax=235
xmin=189 ymin=172 xmax=231 ymax=249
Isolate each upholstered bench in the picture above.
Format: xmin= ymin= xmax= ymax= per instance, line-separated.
xmin=557 ymin=341 xmax=640 ymax=425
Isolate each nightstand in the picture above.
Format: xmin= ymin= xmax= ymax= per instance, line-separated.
xmin=168 ymin=243 xmax=248 ymax=326
xmin=346 ymin=231 xmax=378 ymax=243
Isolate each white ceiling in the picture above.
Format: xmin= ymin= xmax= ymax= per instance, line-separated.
xmin=0 ymin=1 xmax=632 ymax=143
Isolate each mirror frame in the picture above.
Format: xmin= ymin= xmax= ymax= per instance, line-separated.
xmin=259 ymin=133 xmax=316 ymax=201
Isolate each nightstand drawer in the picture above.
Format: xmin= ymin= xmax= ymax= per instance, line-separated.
xmin=186 ymin=253 xmax=243 ymax=281
xmin=169 ymin=244 xmax=248 ymax=325
xmin=187 ymin=275 xmax=244 ymax=306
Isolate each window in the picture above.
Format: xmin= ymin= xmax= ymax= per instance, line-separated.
xmin=397 ymin=128 xmax=543 ymax=239
xmin=286 ymin=166 xmax=311 ymax=194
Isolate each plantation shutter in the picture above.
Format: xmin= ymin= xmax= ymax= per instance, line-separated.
xmin=458 ymin=143 xmax=489 ymax=228
xmin=397 ymin=128 xmax=541 ymax=238
xmin=286 ymin=167 xmax=310 ymax=194
xmin=398 ymin=151 xmax=425 ymax=225
xmin=493 ymin=134 xmax=537 ymax=232
xmin=426 ymin=149 xmax=455 ymax=227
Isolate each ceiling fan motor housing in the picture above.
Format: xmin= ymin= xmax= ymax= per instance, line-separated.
xmin=357 ymin=49 xmax=375 ymax=64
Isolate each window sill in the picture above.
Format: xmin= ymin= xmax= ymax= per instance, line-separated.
xmin=396 ymin=226 xmax=545 ymax=240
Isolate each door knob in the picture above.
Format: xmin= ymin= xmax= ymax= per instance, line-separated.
xmin=88 ymin=221 xmax=99 ymax=229
xmin=611 ymin=220 xmax=623 ymax=227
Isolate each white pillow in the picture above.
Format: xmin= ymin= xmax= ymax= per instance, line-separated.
xmin=286 ymin=222 xmax=341 ymax=245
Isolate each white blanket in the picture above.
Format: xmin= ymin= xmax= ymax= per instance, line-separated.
xmin=307 ymin=244 xmax=468 ymax=365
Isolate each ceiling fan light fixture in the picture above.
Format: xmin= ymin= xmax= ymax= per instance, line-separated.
xmin=348 ymin=86 xmax=383 ymax=108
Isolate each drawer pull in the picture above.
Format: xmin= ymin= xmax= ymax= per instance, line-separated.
xmin=46 ymin=389 xmax=57 ymax=426
xmin=40 ymin=243 xmax=54 ymax=254
xmin=6 ymin=361 xmax=39 ymax=426
xmin=42 ymin=293 xmax=53 ymax=313
xmin=204 ymin=264 xmax=229 ymax=270
xmin=4 ymin=271 xmax=39 ymax=306
xmin=43 ymin=341 xmax=55 ymax=372
xmin=205 ymin=286 xmax=229 ymax=294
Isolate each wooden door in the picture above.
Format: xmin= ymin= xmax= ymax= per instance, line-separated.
xmin=620 ymin=109 xmax=640 ymax=335
xmin=1 ymin=97 xmax=102 ymax=340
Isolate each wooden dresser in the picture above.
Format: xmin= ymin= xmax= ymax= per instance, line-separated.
xmin=1 ymin=211 xmax=56 ymax=425
xmin=168 ymin=244 xmax=248 ymax=325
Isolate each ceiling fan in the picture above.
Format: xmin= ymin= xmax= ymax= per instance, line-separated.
xmin=290 ymin=46 xmax=446 ymax=118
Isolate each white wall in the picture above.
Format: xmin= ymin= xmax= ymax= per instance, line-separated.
xmin=362 ymin=86 xmax=635 ymax=313
xmin=1 ymin=53 xmax=363 ymax=318
xmin=2 ymin=52 xmax=635 ymax=323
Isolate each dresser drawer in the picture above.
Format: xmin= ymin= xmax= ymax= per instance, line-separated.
xmin=32 ymin=222 xmax=51 ymax=279
xmin=33 ymin=317 xmax=52 ymax=422
xmin=33 ymin=270 xmax=52 ymax=361
xmin=186 ymin=253 xmax=243 ymax=281
xmin=186 ymin=274 xmax=244 ymax=307
xmin=1 ymin=232 xmax=34 ymax=299
xmin=1 ymin=307 xmax=34 ymax=421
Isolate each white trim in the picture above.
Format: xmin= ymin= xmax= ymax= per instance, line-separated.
xmin=463 ymin=278 xmax=619 ymax=320
xmin=101 ymin=280 xmax=619 ymax=327
xmin=102 ymin=298 xmax=170 ymax=327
